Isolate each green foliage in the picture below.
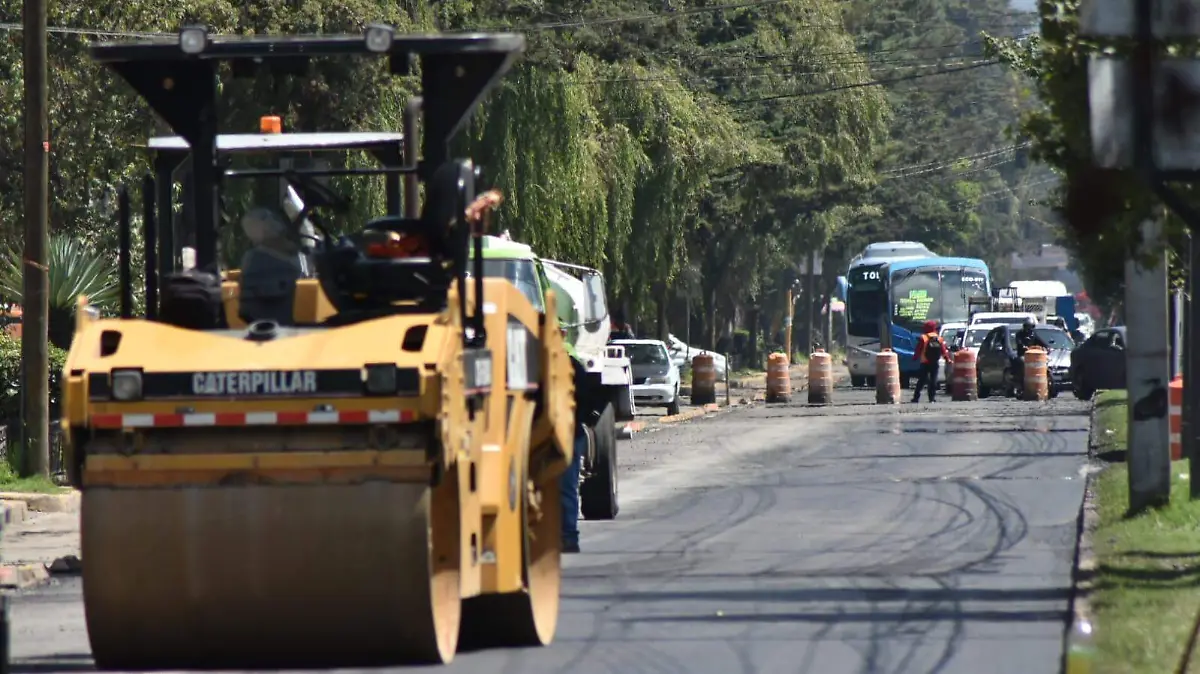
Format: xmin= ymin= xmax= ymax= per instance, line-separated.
xmin=0 ymin=0 xmax=1058 ymax=346
xmin=0 ymin=234 xmax=119 ymax=348
xmin=0 ymin=333 xmax=68 ymax=424
xmin=986 ymin=0 xmax=1187 ymax=310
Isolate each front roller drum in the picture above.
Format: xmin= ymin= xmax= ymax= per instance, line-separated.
xmin=82 ymin=478 xmax=462 ymax=669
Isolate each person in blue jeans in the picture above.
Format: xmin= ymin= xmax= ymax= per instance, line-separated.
xmin=561 ymin=354 xmax=599 ymax=554
xmin=560 ymin=424 xmax=586 ymax=554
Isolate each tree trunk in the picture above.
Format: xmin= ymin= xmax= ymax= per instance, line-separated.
xmin=748 ymin=305 xmax=760 ymax=368
xmin=823 ymin=288 xmax=833 ymax=352
xmin=804 ymin=249 xmax=817 ymax=351
xmin=656 ymin=286 xmax=668 ymax=341
xmin=707 ymin=287 xmax=718 ymax=351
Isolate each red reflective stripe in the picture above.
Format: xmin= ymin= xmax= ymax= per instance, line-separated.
xmin=92 ymin=414 xmax=123 ymax=429
xmin=276 ymin=411 xmax=308 ymax=424
xmin=155 ymin=414 xmax=185 ymax=427
xmin=89 ymin=410 xmax=417 ymax=428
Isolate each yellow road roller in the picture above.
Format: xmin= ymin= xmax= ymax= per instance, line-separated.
xmin=58 ymin=26 xmax=576 ymax=669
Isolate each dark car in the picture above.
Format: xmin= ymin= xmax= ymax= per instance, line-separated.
xmin=976 ymin=323 xmax=1075 ymax=398
xmin=1069 ymin=326 xmax=1127 ymax=400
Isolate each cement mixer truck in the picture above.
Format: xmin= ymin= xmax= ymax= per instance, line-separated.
xmin=478 ymin=233 xmax=633 ymax=520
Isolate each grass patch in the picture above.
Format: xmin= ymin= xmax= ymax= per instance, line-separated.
xmin=730 ymin=367 xmax=764 ymax=380
xmin=1092 ymin=461 xmax=1200 ymax=674
xmin=1093 ymin=389 xmax=1128 ymax=460
xmin=0 ymin=460 xmax=66 ymax=493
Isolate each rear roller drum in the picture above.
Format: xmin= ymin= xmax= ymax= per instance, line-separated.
xmin=82 ymin=470 xmax=463 ymax=669
xmin=459 ymin=463 xmax=562 ymax=650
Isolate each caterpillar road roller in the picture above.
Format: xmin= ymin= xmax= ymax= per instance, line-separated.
xmin=58 ymin=26 xmax=576 ymax=668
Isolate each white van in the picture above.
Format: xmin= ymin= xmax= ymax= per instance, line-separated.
xmin=969 ymin=311 xmax=1038 ymax=327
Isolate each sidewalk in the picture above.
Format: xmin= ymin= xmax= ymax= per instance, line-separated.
xmin=1 ymin=492 xmax=81 ymax=588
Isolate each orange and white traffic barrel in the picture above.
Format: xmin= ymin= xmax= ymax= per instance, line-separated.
xmin=875 ymin=349 xmax=900 ymax=404
xmin=808 ymin=349 xmax=833 ymax=405
xmin=1171 ymin=375 xmax=1183 ymax=460
xmin=765 ymin=352 xmax=791 ymax=403
xmin=691 ymin=353 xmax=716 ymax=405
xmin=952 ymin=349 xmax=978 ymax=401
xmin=1023 ymin=347 xmax=1049 ymax=401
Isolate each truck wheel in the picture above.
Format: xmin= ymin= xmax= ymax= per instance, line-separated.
xmin=614 ymin=388 xmax=635 ymax=422
xmin=851 ymin=376 xmax=865 ymax=388
xmin=581 ymin=404 xmax=618 ymax=520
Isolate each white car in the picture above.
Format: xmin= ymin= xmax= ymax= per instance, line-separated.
xmin=958 ymin=324 xmax=994 ymax=357
xmin=665 ymin=334 xmax=728 ymax=378
xmin=611 ymin=339 xmax=683 ymax=415
xmin=939 ymin=322 xmax=967 ymax=388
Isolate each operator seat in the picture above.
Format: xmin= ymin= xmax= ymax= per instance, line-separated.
xmin=237 ymin=207 xmax=309 ymax=326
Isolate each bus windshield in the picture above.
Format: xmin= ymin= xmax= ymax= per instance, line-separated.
xmin=891 ymin=269 xmax=942 ymax=333
xmin=891 ymin=266 xmax=990 ymax=333
xmin=941 ymin=269 xmax=990 ymax=324
xmin=847 ymin=265 xmax=886 ymax=337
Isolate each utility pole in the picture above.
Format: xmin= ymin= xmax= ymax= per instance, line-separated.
xmin=1189 ymin=232 xmax=1200 ymax=499
xmin=20 ymin=0 xmax=49 ymax=478
xmin=1125 ymin=219 xmax=1172 ymax=510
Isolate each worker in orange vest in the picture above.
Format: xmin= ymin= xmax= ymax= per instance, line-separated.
xmin=912 ymin=319 xmax=950 ymax=403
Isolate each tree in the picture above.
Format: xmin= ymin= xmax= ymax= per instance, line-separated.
xmin=0 ymin=234 xmax=118 ymax=349
xmin=985 ymin=0 xmax=1185 ymax=311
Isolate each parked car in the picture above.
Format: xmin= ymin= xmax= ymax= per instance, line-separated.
xmin=612 ymin=339 xmax=682 ymax=415
xmin=665 ymin=334 xmax=728 ymax=378
xmin=976 ymin=323 xmax=1075 ymax=398
xmin=1069 ymin=326 xmax=1127 ymax=400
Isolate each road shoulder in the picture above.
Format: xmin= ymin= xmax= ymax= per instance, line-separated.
xmin=1074 ymin=390 xmax=1200 ymax=674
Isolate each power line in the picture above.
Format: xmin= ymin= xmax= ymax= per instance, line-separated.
xmin=951 ymin=176 xmax=1059 ymax=207
xmin=730 ymin=59 xmax=1002 ymax=104
xmin=518 ymin=0 xmax=791 ymax=30
xmin=880 ymin=142 xmax=1031 ymax=178
xmin=0 ymin=4 xmax=1039 ymax=40
xmin=0 ymin=23 xmax=167 ymax=37
xmin=573 ymin=57 xmax=1005 ymax=85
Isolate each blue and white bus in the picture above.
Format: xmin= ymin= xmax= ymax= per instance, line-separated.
xmin=844 ymin=242 xmax=937 ymax=385
xmin=845 ymin=255 xmax=992 ymax=387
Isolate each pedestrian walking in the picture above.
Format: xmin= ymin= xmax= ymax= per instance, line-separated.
xmin=912 ymin=319 xmax=950 ymax=403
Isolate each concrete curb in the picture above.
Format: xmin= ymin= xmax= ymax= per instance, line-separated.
xmin=657 ymin=403 xmax=720 ymax=425
xmin=0 ymin=554 xmax=83 ymax=590
xmin=1087 ymin=397 xmax=1100 ymax=453
xmin=1064 ymin=398 xmax=1102 ymax=671
xmin=0 ymin=500 xmax=28 ymax=528
xmin=0 ymin=563 xmax=49 ymax=589
xmin=0 ymin=490 xmax=79 ymax=513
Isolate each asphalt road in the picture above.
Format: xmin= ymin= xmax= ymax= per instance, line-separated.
xmin=8 ymin=387 xmax=1091 ymax=674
